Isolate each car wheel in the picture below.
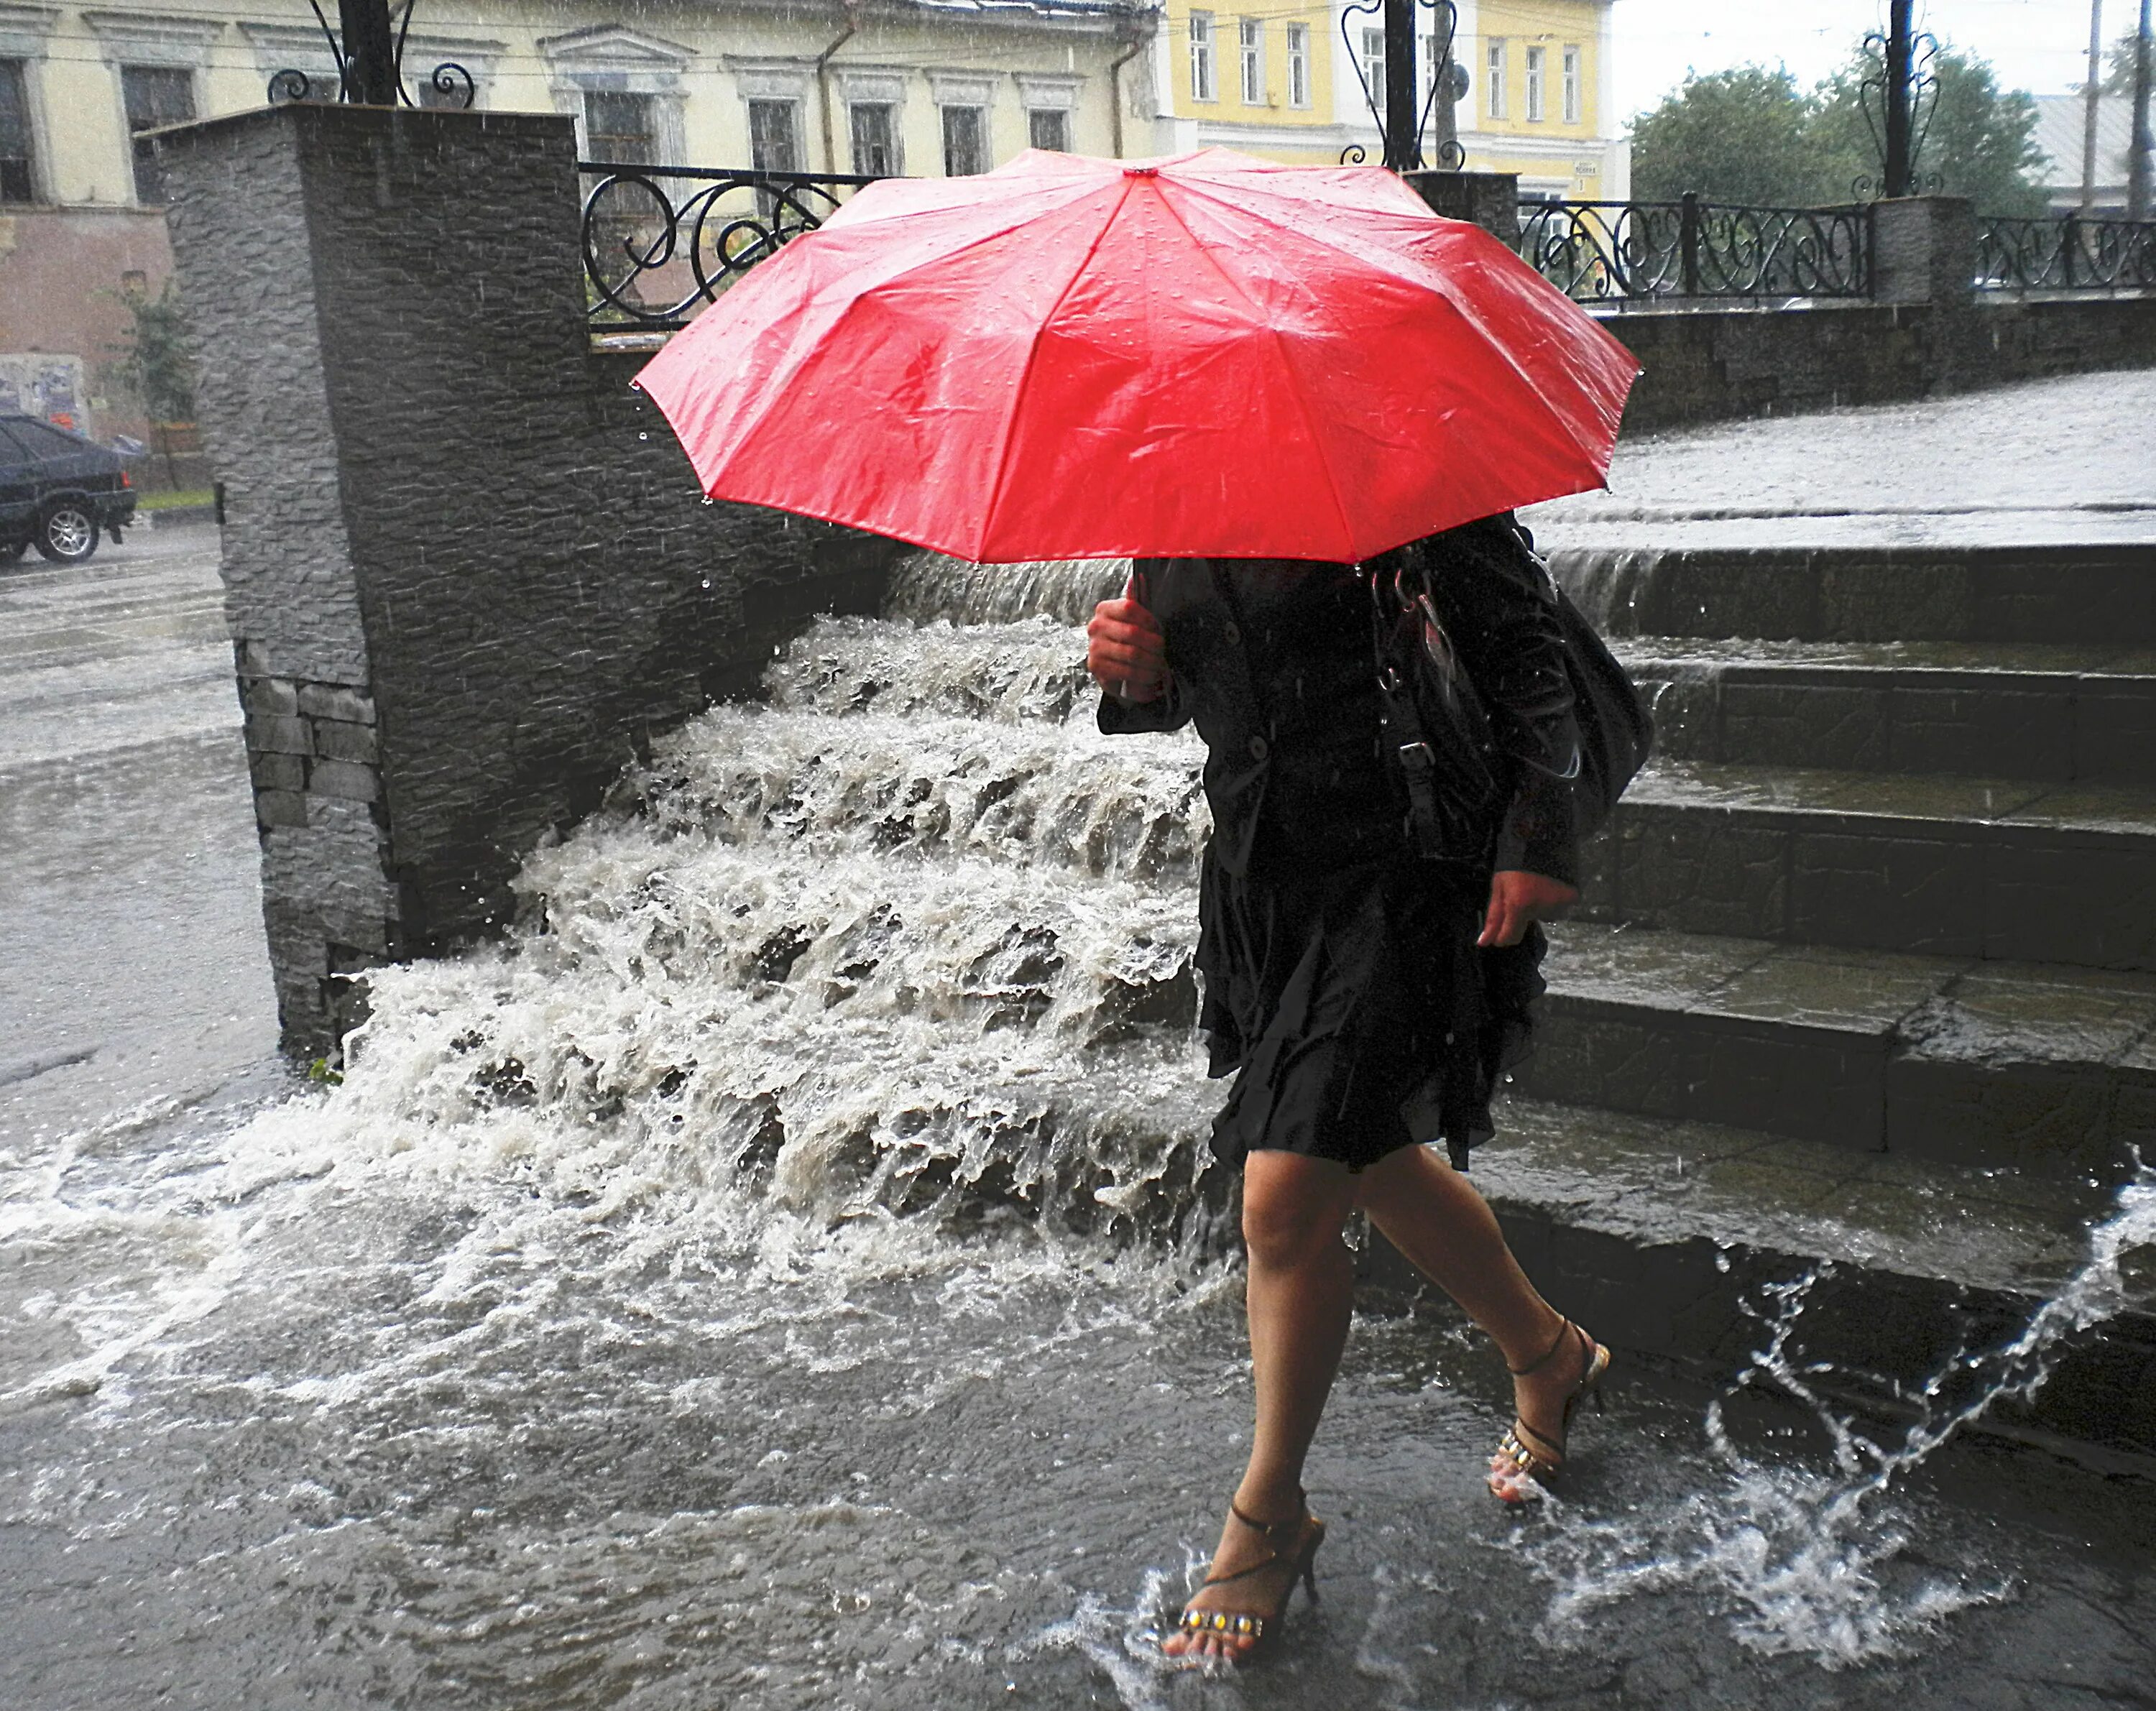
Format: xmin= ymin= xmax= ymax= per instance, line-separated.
xmin=34 ymin=502 xmax=98 ymax=565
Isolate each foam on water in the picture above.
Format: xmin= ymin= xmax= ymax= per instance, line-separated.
xmin=1527 ymin=1166 xmax=2156 ymax=1667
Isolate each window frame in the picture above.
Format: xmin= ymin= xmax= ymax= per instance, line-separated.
xmin=1524 ymin=44 xmax=1545 ymax=123
xmin=747 ymin=97 xmax=803 ymax=175
xmin=941 ymin=103 xmax=987 ymax=176
xmin=849 ymin=100 xmax=900 ymax=175
xmin=1026 ymin=106 xmax=1069 ymax=152
xmin=120 ymin=63 xmax=196 ymax=206
xmin=582 ymin=88 xmax=658 ymax=165
xmin=1189 ymin=11 xmax=1216 ymax=103
xmin=1285 ymin=22 xmax=1310 ymax=109
xmin=0 ymin=57 xmax=34 ymax=203
xmin=1238 ymin=17 xmax=1263 ymax=106
xmin=1561 ymin=43 xmax=1581 ymax=124
xmin=1485 ymin=37 xmax=1506 ymax=119
xmin=1361 ymin=27 xmax=1385 ymax=126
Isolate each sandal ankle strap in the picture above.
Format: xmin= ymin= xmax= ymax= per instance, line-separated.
xmin=1507 ymin=1316 xmax=1577 ymax=1378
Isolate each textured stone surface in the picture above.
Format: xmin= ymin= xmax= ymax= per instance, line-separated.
xmin=1525 ymin=924 xmax=2156 ymax=1174
xmin=160 ymin=106 xmax=906 ymax=1054
xmin=1602 ymin=293 xmax=2156 ymax=433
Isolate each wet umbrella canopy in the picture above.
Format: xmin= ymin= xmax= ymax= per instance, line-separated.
xmin=634 ymin=148 xmax=1639 ymax=564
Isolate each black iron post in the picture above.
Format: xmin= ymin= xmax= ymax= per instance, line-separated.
xmin=1381 ymin=0 xmax=1419 ymax=170
xmin=1884 ymin=0 xmax=1915 ymax=197
xmin=2131 ymin=0 xmax=2154 ymax=219
xmin=1679 ymin=190 xmax=1701 ymax=297
xmin=338 ymin=0 xmax=398 ymax=105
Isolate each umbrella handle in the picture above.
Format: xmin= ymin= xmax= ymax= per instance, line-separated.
xmin=1118 ymin=565 xmax=1151 ymax=704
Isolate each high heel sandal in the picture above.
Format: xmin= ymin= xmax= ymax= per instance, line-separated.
xmin=1489 ymin=1317 xmax=1609 ymax=1503
xmin=1171 ymin=1495 xmax=1325 ymax=1658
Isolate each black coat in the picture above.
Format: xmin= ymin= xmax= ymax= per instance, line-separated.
xmin=1097 ymin=514 xmax=1581 ymax=887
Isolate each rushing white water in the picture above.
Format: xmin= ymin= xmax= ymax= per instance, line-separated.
xmin=1527 ymin=1166 xmax=2156 ymax=1668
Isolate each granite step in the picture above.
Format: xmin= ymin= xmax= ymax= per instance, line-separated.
xmin=1552 ymin=540 xmax=2156 ymax=646
xmin=1391 ymin=1095 xmax=2156 ymax=1461
xmin=1617 ymin=637 xmax=2156 ymax=785
xmin=1525 ymin=922 xmax=2156 ymax=1177
xmin=1588 ymin=760 xmax=2156 ymax=972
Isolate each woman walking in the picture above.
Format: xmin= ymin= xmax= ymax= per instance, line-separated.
xmin=1087 ymin=513 xmax=1611 ymax=1665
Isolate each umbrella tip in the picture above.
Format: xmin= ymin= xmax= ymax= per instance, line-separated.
xmin=1123 ymin=165 xmax=1158 ymax=178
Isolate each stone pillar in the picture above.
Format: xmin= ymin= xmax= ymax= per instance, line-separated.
xmin=156 ymin=105 xmax=898 ymax=1056
xmin=1870 ymin=194 xmax=1976 ymax=306
xmin=1401 ymin=170 xmax=1521 ymax=246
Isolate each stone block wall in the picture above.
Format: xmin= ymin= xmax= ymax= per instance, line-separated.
xmin=1606 ymin=294 xmax=2156 ymax=433
xmin=158 ymin=105 xmax=903 ymax=1055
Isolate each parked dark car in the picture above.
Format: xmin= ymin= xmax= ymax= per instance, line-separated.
xmin=0 ymin=415 xmax=138 ymax=566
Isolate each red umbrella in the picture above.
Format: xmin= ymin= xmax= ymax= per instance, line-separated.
xmin=635 ymin=148 xmax=1638 ymax=565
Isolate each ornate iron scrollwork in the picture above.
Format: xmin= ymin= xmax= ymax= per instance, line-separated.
xmin=1514 ymin=197 xmax=1871 ymax=303
xmin=1338 ymin=0 xmax=1461 ymax=171
xmin=267 ymin=0 xmax=476 ymax=110
xmin=582 ymin=164 xmax=886 ymax=331
xmin=1855 ymin=25 xmax=1940 ymax=197
xmin=1977 ymin=214 xmax=2156 ymax=292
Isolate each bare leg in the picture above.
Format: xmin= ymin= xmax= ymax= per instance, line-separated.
xmin=1165 ymin=1150 xmax=1357 ymax=1664
xmin=1353 ymin=1145 xmax=1590 ymax=1493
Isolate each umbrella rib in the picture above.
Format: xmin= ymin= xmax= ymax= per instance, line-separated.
xmin=1148 ymin=183 xmax=1359 ymax=559
xmin=975 ymin=176 xmax=1140 ymax=561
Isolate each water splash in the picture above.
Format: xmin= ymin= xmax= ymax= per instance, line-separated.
xmin=1529 ymin=1166 xmax=2156 ymax=1667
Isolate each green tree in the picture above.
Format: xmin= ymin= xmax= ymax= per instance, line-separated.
xmin=1629 ymin=66 xmax=1851 ymax=206
xmin=1812 ymin=41 xmax=2048 ymax=215
xmin=106 ymin=278 xmax=198 ymax=489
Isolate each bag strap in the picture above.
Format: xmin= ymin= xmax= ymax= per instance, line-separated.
xmin=1364 ymin=560 xmax=1449 ymax=862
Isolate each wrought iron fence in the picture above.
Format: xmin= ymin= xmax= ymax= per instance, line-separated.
xmin=1514 ymin=193 xmax=1871 ymax=305
xmin=582 ymin=162 xmax=888 ymax=332
xmin=1976 ymin=214 xmax=2156 ymax=293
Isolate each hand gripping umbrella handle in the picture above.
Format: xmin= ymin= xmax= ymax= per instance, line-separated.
xmin=1118 ymin=564 xmax=1151 ymax=704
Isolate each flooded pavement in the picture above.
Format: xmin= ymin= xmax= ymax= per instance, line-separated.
xmin=6 ymin=522 xmax=2156 ymax=1710
xmin=0 ymin=526 xmax=281 ymax=1153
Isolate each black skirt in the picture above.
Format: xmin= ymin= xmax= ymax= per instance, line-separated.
xmin=1197 ymin=852 xmax=1546 ymax=1173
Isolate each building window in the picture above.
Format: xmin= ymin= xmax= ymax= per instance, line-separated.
xmin=748 ymin=98 xmax=801 ymax=173
xmin=1525 ymin=45 xmax=1545 ymax=121
xmin=941 ymin=105 xmax=985 ymax=175
xmin=0 ymin=59 xmax=32 ymax=203
xmin=584 ymin=89 xmax=655 ymax=162
xmin=1027 ymin=107 xmax=1069 ymax=152
xmin=1562 ymin=44 xmax=1581 ymax=124
xmin=1485 ymin=39 xmax=1506 ymax=119
xmin=1189 ymin=12 xmax=1216 ymax=103
xmin=121 ymin=65 xmax=193 ymax=204
xmin=1360 ymin=28 xmax=1385 ymax=124
xmin=850 ymin=103 xmax=898 ymax=174
xmin=1238 ymin=18 xmax=1264 ymax=106
xmin=1286 ymin=23 xmax=1310 ymax=109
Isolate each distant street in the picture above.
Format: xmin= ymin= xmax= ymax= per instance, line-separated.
xmin=0 ymin=523 xmax=280 ymax=1150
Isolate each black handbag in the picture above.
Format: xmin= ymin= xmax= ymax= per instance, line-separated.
xmin=1368 ymin=525 xmax=1651 ymax=864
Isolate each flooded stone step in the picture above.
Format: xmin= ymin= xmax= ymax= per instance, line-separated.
xmin=1592 ymin=759 xmax=2156 ymax=971
xmin=1439 ymin=1097 xmax=2156 ymax=1458
xmin=630 ymin=702 xmax=1204 ymax=887
xmin=1553 ymin=541 xmax=2156 ymax=646
xmin=1527 ymin=923 xmax=2156 ymax=1177
xmin=1623 ymin=638 xmax=2156 ymax=784
xmin=767 ymin=614 xmax=1095 ymax=727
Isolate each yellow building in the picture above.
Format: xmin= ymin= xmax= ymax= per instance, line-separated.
xmin=1455 ymin=0 xmax=1623 ymax=200
xmin=0 ymin=0 xmax=1153 ymax=443
xmin=1143 ymin=0 xmax=1623 ymax=197
xmin=1145 ymin=0 xmax=1348 ymax=163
